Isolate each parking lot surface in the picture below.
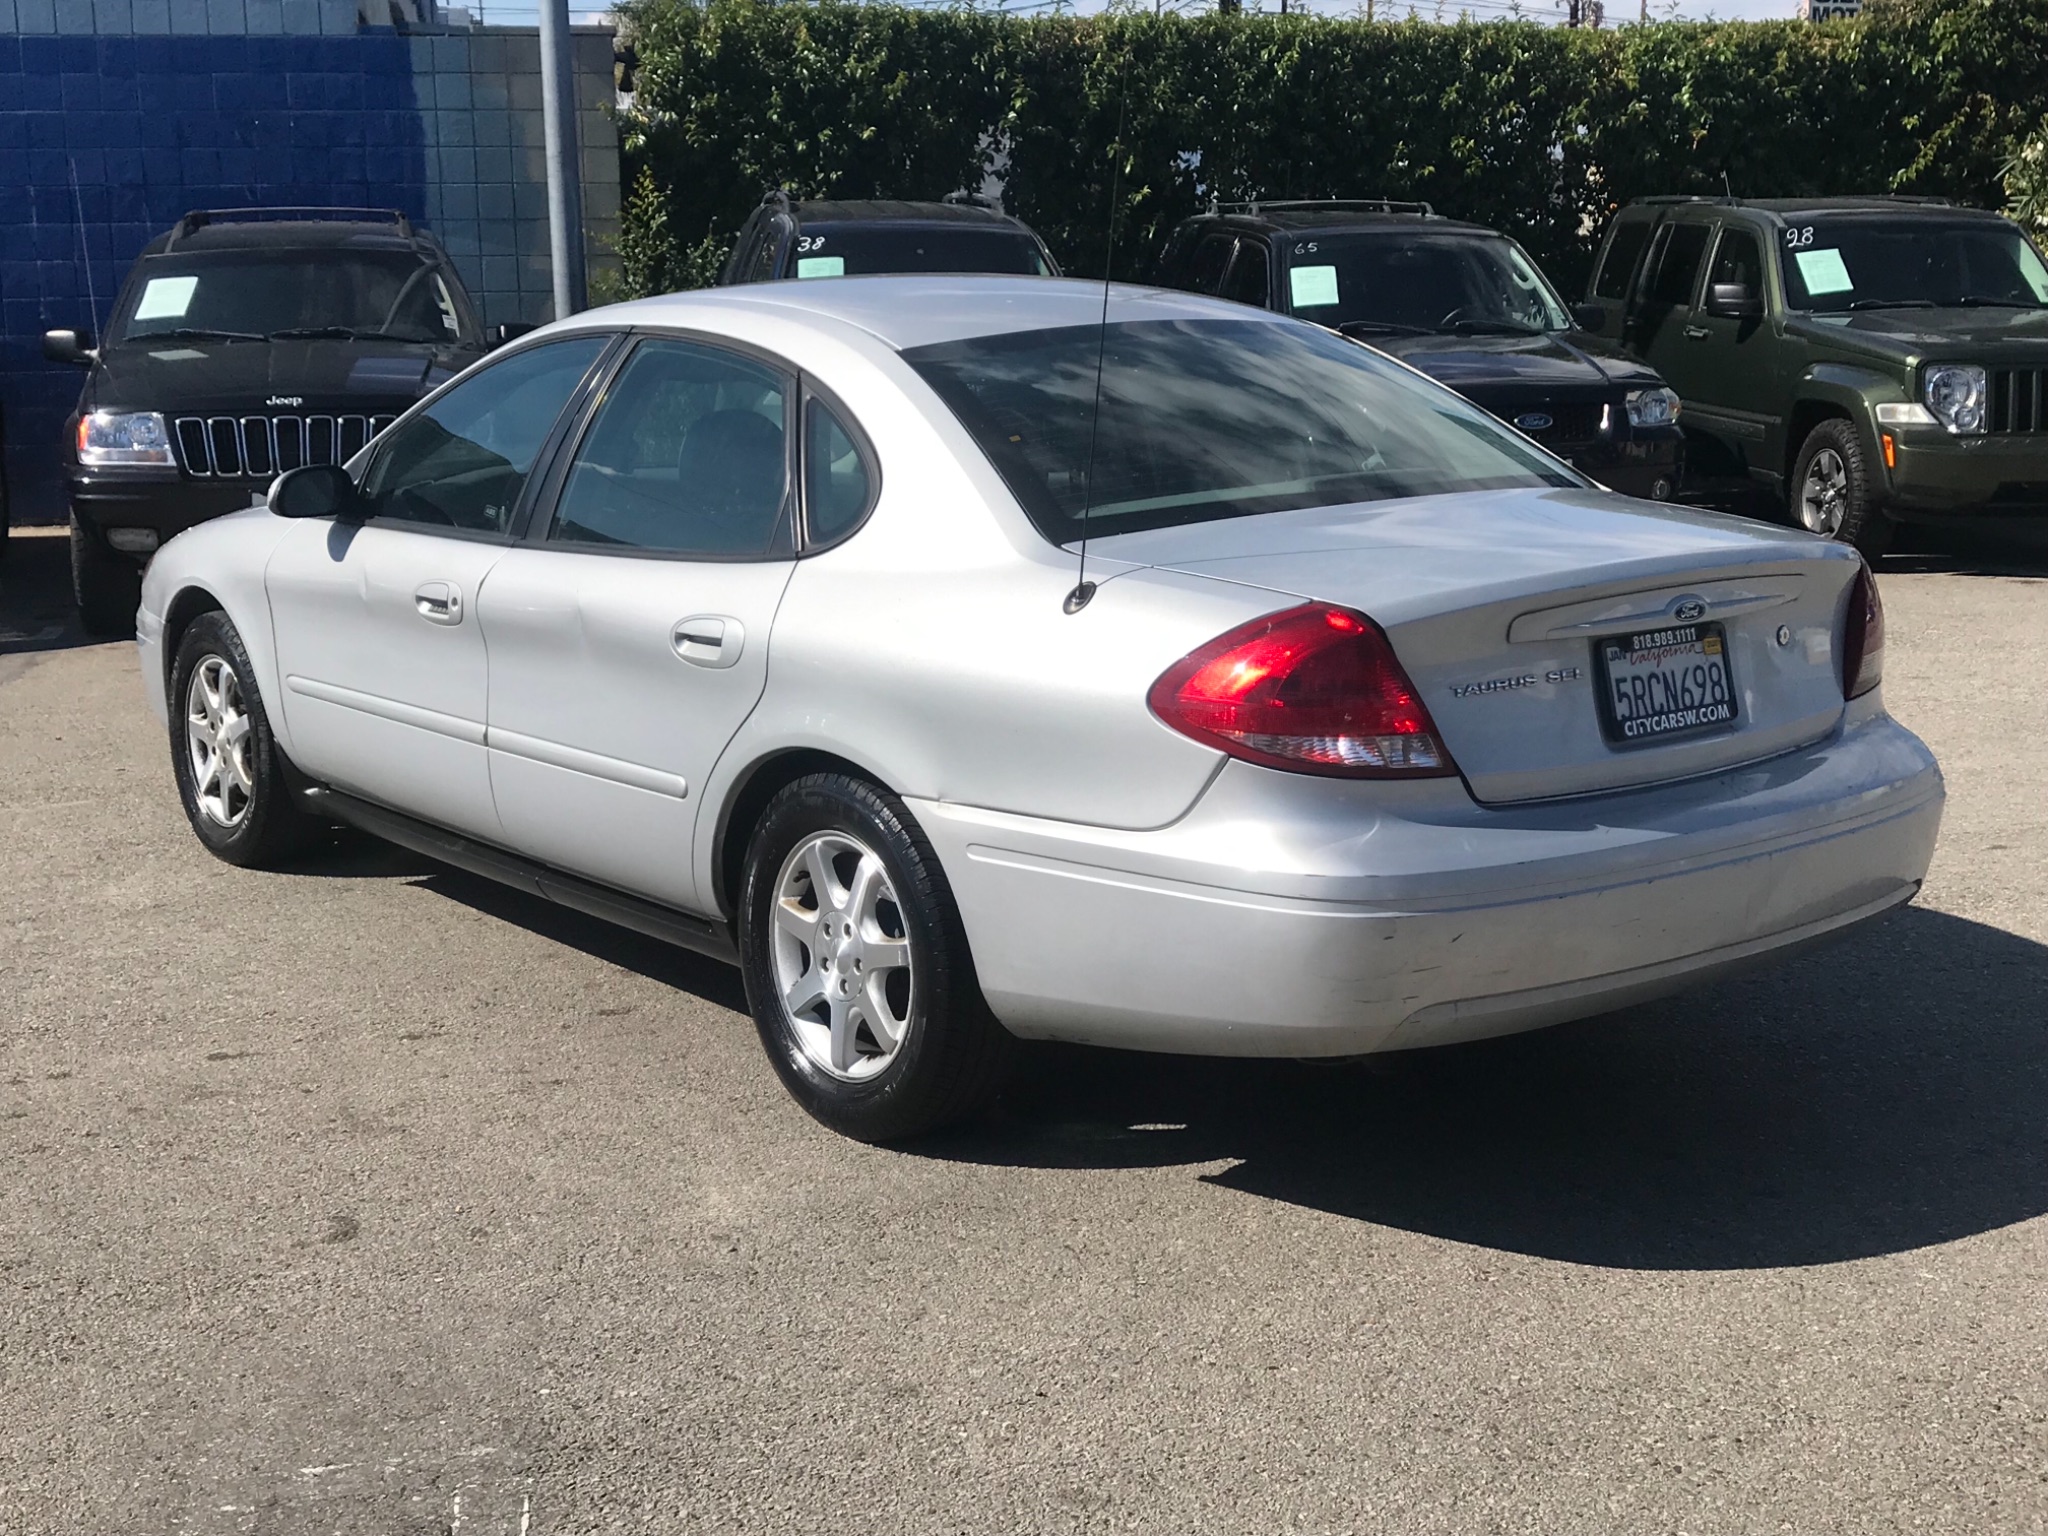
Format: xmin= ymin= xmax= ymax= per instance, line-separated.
xmin=3 ymin=524 xmax=2046 ymax=1535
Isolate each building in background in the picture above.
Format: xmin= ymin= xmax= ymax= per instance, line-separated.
xmin=1 ymin=0 xmax=621 ymax=523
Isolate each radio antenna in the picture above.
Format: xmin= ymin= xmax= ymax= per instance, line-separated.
xmin=1064 ymin=34 xmax=1129 ymax=617
xmin=68 ymin=158 xmax=102 ymax=343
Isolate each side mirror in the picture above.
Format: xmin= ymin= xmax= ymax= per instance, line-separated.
xmin=1570 ymin=302 xmax=1608 ymax=332
xmin=268 ymin=463 xmax=366 ymax=521
xmin=1705 ymin=282 xmax=1764 ymax=320
xmin=44 ymin=329 xmax=96 ymax=365
xmin=490 ymin=322 xmax=538 ymax=350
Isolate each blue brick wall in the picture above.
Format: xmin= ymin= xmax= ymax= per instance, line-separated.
xmin=0 ymin=30 xmax=429 ymax=523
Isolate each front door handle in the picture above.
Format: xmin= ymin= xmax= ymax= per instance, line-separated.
xmin=1683 ymin=325 xmax=1711 ymax=339
xmin=415 ymin=581 xmax=463 ymax=625
xmin=672 ymin=614 xmax=745 ymax=669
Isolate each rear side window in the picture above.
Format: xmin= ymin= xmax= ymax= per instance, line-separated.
xmin=1592 ymin=218 xmax=1652 ymax=301
xmin=803 ymin=395 xmax=876 ymax=545
xmin=359 ymin=335 xmax=610 ymax=533
xmin=1645 ymin=222 xmax=1711 ymax=306
xmin=549 ymin=338 xmax=792 ymax=558
xmin=1186 ymin=235 xmax=1235 ymax=295
xmin=1220 ymin=241 xmax=1271 ymax=308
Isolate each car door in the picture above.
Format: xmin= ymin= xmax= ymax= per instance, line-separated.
xmin=1626 ymin=215 xmax=1713 ymax=393
xmin=265 ymin=333 xmax=614 ymax=840
xmin=477 ymin=333 xmax=857 ymax=914
xmin=1677 ymin=220 xmax=1779 ymax=478
xmin=1584 ymin=209 xmax=1656 ymax=345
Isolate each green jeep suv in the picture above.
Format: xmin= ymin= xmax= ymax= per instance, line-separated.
xmin=1582 ymin=195 xmax=2048 ymax=554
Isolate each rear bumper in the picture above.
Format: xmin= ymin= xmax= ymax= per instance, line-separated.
xmin=1881 ymin=430 xmax=2048 ymax=517
xmin=915 ymin=702 xmax=1942 ymax=1056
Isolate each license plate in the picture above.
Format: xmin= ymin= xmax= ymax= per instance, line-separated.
xmin=1594 ymin=622 xmax=1739 ymax=747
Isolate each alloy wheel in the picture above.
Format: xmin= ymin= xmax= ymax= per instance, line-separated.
xmin=1799 ymin=448 xmax=1850 ymax=536
xmin=769 ymin=831 xmax=915 ymax=1081
xmin=185 ymin=654 xmax=255 ymax=828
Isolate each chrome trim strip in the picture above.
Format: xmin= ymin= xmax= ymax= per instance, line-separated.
xmin=283 ymin=674 xmax=487 ymax=746
xmin=484 ymin=726 xmax=689 ymax=799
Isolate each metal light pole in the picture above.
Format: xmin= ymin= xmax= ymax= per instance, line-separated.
xmin=538 ymin=0 xmax=587 ymax=319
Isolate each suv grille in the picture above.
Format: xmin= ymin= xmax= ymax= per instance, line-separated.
xmin=1989 ymin=369 xmax=2048 ymax=434
xmin=174 ymin=414 xmax=396 ymax=477
xmin=1489 ymin=401 xmax=1607 ymax=446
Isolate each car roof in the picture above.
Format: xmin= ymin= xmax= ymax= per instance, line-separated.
xmin=139 ymin=219 xmax=440 ymax=257
xmin=1185 ymin=209 xmax=1502 ymax=238
xmin=1626 ymin=196 xmax=2008 ymax=223
xmin=790 ymin=199 xmax=1031 ymax=230
xmin=555 ymin=274 xmax=1281 ymax=354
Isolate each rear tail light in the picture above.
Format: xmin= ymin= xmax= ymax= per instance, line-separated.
xmin=1147 ymin=603 xmax=1457 ymax=778
xmin=1841 ymin=561 xmax=1884 ymax=700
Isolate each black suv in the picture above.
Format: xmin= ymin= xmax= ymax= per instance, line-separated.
xmin=1156 ymin=201 xmax=1686 ymax=502
xmin=718 ymin=192 xmax=1060 ymax=285
xmin=44 ymin=208 xmax=490 ymax=633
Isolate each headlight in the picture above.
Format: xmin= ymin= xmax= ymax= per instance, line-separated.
xmin=1922 ymin=364 xmax=1987 ymax=434
xmin=1625 ymin=387 xmax=1681 ymax=429
xmin=76 ymin=410 xmax=175 ymax=467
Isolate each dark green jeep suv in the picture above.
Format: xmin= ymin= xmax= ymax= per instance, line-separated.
xmin=1583 ymin=195 xmax=2048 ymax=553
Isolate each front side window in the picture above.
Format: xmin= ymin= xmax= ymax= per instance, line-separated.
xmin=1220 ymin=241 xmax=1271 ymax=308
xmin=1708 ymin=226 xmax=1765 ymax=292
xmin=1777 ymin=217 xmax=2048 ymax=312
xmin=115 ymin=248 xmax=477 ymax=345
xmin=1281 ymin=234 xmax=1573 ymax=336
xmin=549 ymin=338 xmax=792 ymax=558
xmin=1643 ymin=222 xmax=1710 ymax=307
xmin=1186 ymin=235 xmax=1235 ymax=295
xmin=907 ymin=317 xmax=1580 ymax=544
xmin=787 ymin=225 xmax=1052 ymax=280
xmin=358 ymin=336 xmax=610 ymax=534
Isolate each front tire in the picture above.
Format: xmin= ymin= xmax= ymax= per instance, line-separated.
xmin=71 ymin=516 xmax=142 ymax=637
xmin=1790 ymin=419 xmax=1894 ymax=557
xmin=168 ymin=611 xmax=315 ymax=868
xmin=738 ymin=772 xmax=1013 ymax=1142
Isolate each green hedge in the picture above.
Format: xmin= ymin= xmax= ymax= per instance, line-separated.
xmin=614 ymin=0 xmax=2048 ymax=298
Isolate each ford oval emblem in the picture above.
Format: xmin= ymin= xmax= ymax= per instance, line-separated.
xmin=1674 ymin=598 xmax=1707 ymax=623
xmin=1514 ymin=411 xmax=1554 ymax=433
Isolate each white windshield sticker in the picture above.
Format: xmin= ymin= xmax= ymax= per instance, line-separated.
xmin=133 ymin=275 xmax=199 ymax=320
xmin=1289 ymin=264 xmax=1339 ymax=308
xmin=796 ymin=255 xmax=845 ymax=279
xmin=1794 ymin=248 xmax=1853 ymax=295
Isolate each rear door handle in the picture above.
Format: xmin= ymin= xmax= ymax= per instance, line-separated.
xmin=1683 ymin=325 xmax=1711 ymax=339
xmin=672 ymin=615 xmax=744 ymax=669
xmin=415 ymin=582 xmax=463 ymax=625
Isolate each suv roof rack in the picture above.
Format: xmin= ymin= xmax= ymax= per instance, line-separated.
xmin=1630 ymin=193 xmax=1954 ymax=209
xmin=1209 ymin=197 xmax=1437 ymax=218
xmin=943 ymin=190 xmax=1000 ymax=211
xmin=166 ymin=206 xmax=416 ymax=248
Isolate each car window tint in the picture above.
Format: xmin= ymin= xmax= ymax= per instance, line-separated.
xmin=1709 ymin=226 xmax=1764 ymax=291
xmin=359 ymin=335 xmax=608 ymax=534
xmin=549 ymin=338 xmax=791 ymax=557
xmin=745 ymin=218 xmax=786 ymax=282
xmin=804 ymin=396 xmax=874 ymax=545
xmin=1646 ymin=222 xmax=1710 ymax=306
xmin=1592 ymin=218 xmax=1652 ymax=300
xmin=1187 ymin=236 xmax=1235 ymax=294
xmin=1219 ymin=241 xmax=1270 ymax=307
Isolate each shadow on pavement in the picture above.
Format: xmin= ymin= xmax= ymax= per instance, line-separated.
xmin=0 ymin=529 xmax=99 ymax=657
xmin=920 ymin=904 xmax=2048 ymax=1271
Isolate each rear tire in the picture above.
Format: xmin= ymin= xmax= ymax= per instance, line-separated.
xmin=168 ymin=611 xmax=316 ymax=868
xmin=1790 ymin=419 xmax=1894 ymax=557
xmin=71 ymin=516 xmax=141 ymax=637
xmin=738 ymin=772 xmax=1013 ymax=1143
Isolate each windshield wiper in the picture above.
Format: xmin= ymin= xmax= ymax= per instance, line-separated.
xmin=1953 ymin=296 xmax=2048 ymax=309
xmin=268 ymin=325 xmax=434 ymax=342
xmin=136 ymin=326 xmax=266 ymax=343
xmin=1843 ymin=299 xmax=1938 ymax=312
xmin=1444 ymin=319 xmax=1548 ymax=336
xmin=1336 ymin=319 xmax=1433 ymax=337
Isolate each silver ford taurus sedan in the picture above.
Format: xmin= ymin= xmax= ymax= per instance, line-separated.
xmin=135 ymin=277 xmax=1943 ymax=1141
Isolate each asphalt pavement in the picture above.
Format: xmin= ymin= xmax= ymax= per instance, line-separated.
xmin=2 ymin=522 xmax=2045 ymax=1535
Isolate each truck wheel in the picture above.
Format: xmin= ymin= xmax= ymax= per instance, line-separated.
xmin=71 ymin=516 xmax=142 ymax=637
xmin=1790 ymin=420 xmax=1894 ymax=557
xmin=169 ymin=611 xmax=317 ymax=868
xmin=738 ymin=772 xmax=1014 ymax=1143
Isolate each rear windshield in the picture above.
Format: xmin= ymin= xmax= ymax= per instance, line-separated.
xmin=1779 ymin=218 xmax=2048 ymax=312
xmin=113 ymin=248 xmax=474 ymax=345
xmin=905 ymin=317 xmax=1581 ymax=542
xmin=788 ymin=225 xmax=1052 ymax=279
